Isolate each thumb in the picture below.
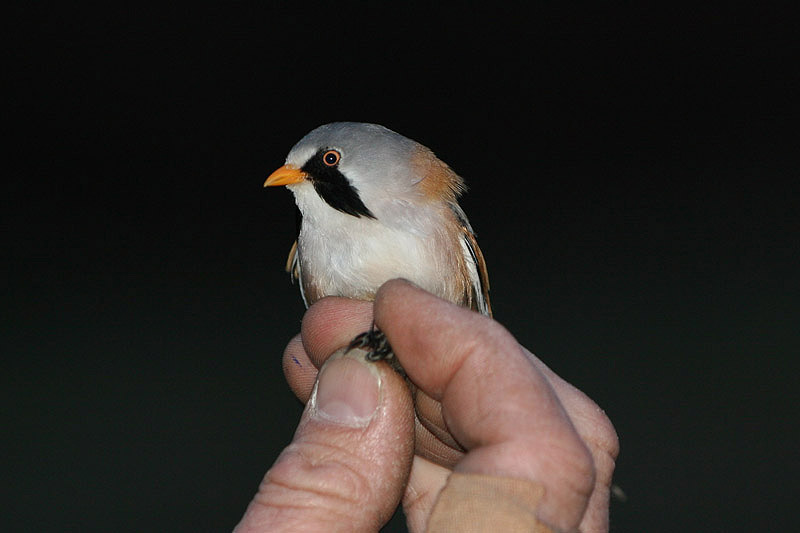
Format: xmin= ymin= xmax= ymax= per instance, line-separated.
xmin=235 ymin=348 xmax=415 ymax=533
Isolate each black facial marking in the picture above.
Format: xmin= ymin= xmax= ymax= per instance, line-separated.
xmin=302 ymin=149 xmax=376 ymax=219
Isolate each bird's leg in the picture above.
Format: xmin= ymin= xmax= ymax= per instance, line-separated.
xmin=346 ymin=325 xmax=407 ymax=376
xmin=346 ymin=324 xmax=393 ymax=361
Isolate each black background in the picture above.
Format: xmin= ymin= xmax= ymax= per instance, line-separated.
xmin=4 ymin=4 xmax=798 ymax=531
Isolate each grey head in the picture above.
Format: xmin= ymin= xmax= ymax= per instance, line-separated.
xmin=284 ymin=122 xmax=432 ymax=219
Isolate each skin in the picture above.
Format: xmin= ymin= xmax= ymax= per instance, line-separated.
xmin=235 ymin=279 xmax=619 ymax=532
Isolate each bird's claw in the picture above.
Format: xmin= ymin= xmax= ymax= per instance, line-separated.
xmin=346 ymin=328 xmax=393 ymax=362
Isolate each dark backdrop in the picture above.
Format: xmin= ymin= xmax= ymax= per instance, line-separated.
xmin=4 ymin=4 xmax=797 ymax=531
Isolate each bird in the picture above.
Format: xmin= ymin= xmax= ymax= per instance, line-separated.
xmin=264 ymin=122 xmax=491 ymax=361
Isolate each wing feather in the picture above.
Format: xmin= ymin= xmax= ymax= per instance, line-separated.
xmin=450 ymin=204 xmax=492 ymax=317
xmin=460 ymin=227 xmax=492 ymax=316
xmin=285 ymin=239 xmax=309 ymax=307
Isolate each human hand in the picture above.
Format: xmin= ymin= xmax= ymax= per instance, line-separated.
xmin=235 ymin=279 xmax=619 ymax=532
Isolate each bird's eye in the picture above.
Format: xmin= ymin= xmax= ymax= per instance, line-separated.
xmin=322 ymin=150 xmax=341 ymax=167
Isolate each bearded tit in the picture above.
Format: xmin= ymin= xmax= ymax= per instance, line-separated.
xmin=265 ymin=122 xmax=491 ymax=361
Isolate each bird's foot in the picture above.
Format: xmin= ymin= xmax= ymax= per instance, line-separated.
xmin=346 ymin=327 xmax=393 ymax=362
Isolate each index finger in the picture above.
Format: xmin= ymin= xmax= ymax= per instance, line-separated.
xmin=373 ymin=279 xmax=595 ymax=532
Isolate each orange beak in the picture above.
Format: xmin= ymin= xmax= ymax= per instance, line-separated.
xmin=264 ymin=164 xmax=307 ymax=187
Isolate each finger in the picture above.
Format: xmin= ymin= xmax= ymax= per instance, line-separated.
xmin=236 ymin=348 xmax=415 ymax=533
xmin=282 ymin=335 xmax=317 ymax=403
xmin=408 ymin=346 xmax=619 ymax=531
xmin=299 ymin=296 xmax=374 ymax=366
xmin=282 ymin=297 xmax=374 ymax=403
xmin=523 ymin=351 xmax=619 ymax=532
xmin=402 ymin=456 xmax=451 ymax=533
xmin=412 ymin=388 xmax=464 ymax=463
xmin=374 ymin=279 xmax=595 ymax=532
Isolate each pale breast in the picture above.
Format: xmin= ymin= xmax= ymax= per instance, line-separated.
xmin=297 ymin=206 xmax=468 ymax=306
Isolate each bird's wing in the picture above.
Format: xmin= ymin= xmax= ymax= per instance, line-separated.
xmin=285 ymin=240 xmax=309 ymax=308
xmin=460 ymin=227 xmax=492 ymax=316
xmin=451 ymin=204 xmax=492 ymax=317
xmin=285 ymin=239 xmax=300 ymax=279
xmin=285 ymin=207 xmax=311 ymax=308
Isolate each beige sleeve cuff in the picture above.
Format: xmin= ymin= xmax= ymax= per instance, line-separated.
xmin=426 ymin=472 xmax=554 ymax=533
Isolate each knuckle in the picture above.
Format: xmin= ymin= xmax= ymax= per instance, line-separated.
xmin=585 ymin=407 xmax=620 ymax=463
xmin=562 ymin=437 xmax=597 ymax=496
